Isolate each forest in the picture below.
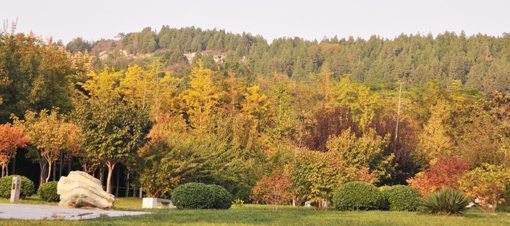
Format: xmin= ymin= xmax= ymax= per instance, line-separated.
xmin=2 ymin=24 xmax=510 ymax=211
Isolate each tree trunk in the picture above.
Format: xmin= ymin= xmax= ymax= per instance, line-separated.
xmin=45 ymin=161 xmax=53 ymax=184
xmin=115 ymin=167 xmax=120 ymax=197
xmin=52 ymin=161 xmax=56 ymax=181
xmin=1 ymin=165 xmax=4 ymax=178
xmin=100 ymin=166 xmax=104 ymax=185
xmin=125 ymin=170 xmax=130 ymax=197
xmin=11 ymin=157 xmax=15 ymax=175
xmin=106 ymin=161 xmax=117 ymax=194
xmin=395 ymin=81 xmax=402 ymax=141
xmin=39 ymin=162 xmax=47 ymax=186
xmin=68 ymin=159 xmax=71 ymax=175
xmin=133 ymin=187 xmax=137 ymax=198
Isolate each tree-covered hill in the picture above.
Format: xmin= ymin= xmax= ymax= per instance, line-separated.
xmin=68 ymin=27 xmax=510 ymax=94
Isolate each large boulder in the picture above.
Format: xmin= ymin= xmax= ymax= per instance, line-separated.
xmin=57 ymin=171 xmax=114 ymax=209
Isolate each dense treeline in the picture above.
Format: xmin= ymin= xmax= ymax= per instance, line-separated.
xmin=76 ymin=26 xmax=510 ymax=94
xmin=3 ymin=26 xmax=510 ymax=211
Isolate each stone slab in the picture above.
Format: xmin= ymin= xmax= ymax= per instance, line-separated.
xmin=0 ymin=204 xmax=150 ymax=220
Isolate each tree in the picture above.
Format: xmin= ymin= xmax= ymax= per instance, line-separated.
xmin=119 ymin=63 xmax=181 ymax=120
xmin=415 ymin=100 xmax=453 ymax=164
xmin=459 ymin=164 xmax=510 ymax=212
xmin=74 ymin=67 xmax=153 ymax=193
xmin=13 ymin=109 xmax=80 ymax=185
xmin=252 ymin=170 xmax=294 ymax=210
xmin=407 ymin=155 xmax=470 ymax=195
xmin=0 ymin=33 xmax=74 ymax=123
xmin=0 ymin=123 xmax=30 ymax=177
xmin=180 ymin=60 xmax=223 ymax=133
xmin=290 ymin=149 xmax=376 ymax=210
xmin=134 ymin=114 xmax=205 ymax=198
xmin=326 ymin=128 xmax=393 ymax=183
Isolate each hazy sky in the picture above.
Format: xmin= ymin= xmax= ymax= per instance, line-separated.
xmin=1 ymin=0 xmax=509 ymax=44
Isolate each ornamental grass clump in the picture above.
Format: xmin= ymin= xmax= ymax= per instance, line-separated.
xmin=418 ymin=188 xmax=470 ymax=215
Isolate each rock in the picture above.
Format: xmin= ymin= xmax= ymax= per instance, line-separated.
xmin=57 ymin=171 xmax=115 ymax=209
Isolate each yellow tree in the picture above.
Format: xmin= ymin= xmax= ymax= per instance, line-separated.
xmin=416 ymin=100 xmax=453 ymax=163
xmin=76 ymin=67 xmax=152 ymax=194
xmin=332 ymin=75 xmax=383 ymax=129
xmin=180 ymin=60 xmax=223 ymax=133
xmin=313 ymin=63 xmax=334 ymax=102
xmin=119 ymin=63 xmax=181 ymax=119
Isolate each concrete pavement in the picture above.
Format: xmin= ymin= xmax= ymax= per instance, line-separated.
xmin=0 ymin=204 xmax=150 ymax=220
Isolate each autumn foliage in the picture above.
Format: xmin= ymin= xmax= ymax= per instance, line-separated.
xmin=0 ymin=123 xmax=30 ymax=177
xmin=407 ymin=156 xmax=470 ymax=195
xmin=252 ymin=170 xmax=294 ymax=210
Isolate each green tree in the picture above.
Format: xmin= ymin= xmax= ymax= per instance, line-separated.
xmin=74 ymin=68 xmax=153 ymax=193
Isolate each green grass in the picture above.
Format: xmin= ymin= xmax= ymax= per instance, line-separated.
xmin=0 ymin=198 xmax=509 ymax=225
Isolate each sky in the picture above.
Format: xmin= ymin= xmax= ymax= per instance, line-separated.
xmin=1 ymin=0 xmax=509 ymax=44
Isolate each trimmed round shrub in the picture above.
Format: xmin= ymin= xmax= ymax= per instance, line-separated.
xmin=233 ymin=185 xmax=253 ymax=204
xmin=0 ymin=175 xmax=35 ymax=199
xmin=333 ymin=181 xmax=382 ymax=211
xmin=208 ymin=184 xmax=232 ymax=209
xmin=381 ymin=185 xmax=422 ymax=211
xmin=172 ymin=183 xmax=213 ymax=209
xmin=37 ymin=181 xmax=59 ymax=202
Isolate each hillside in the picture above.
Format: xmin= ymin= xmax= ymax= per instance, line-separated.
xmin=66 ymin=26 xmax=510 ymax=94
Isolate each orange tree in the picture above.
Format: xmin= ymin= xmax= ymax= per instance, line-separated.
xmin=252 ymin=170 xmax=294 ymax=211
xmin=407 ymin=155 xmax=470 ymax=195
xmin=0 ymin=123 xmax=30 ymax=177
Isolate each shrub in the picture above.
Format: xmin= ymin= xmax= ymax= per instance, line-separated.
xmin=37 ymin=181 xmax=59 ymax=202
xmin=171 ymin=183 xmax=213 ymax=209
xmin=233 ymin=185 xmax=253 ymax=204
xmin=407 ymin=155 xmax=470 ymax=195
xmin=418 ymin=188 xmax=470 ymax=215
xmin=208 ymin=184 xmax=232 ymax=209
xmin=252 ymin=171 xmax=294 ymax=210
xmin=171 ymin=183 xmax=232 ymax=209
xmin=458 ymin=163 xmax=510 ymax=212
xmin=381 ymin=185 xmax=421 ymax=211
xmin=333 ymin=181 xmax=382 ymax=211
xmin=0 ymin=175 xmax=35 ymax=199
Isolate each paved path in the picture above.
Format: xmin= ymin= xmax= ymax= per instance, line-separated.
xmin=0 ymin=204 xmax=150 ymax=220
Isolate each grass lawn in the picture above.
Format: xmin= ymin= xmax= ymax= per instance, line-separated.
xmin=0 ymin=197 xmax=509 ymax=225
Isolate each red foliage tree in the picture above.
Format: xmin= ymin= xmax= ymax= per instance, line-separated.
xmin=0 ymin=123 xmax=30 ymax=177
xmin=251 ymin=170 xmax=295 ymax=210
xmin=407 ymin=155 xmax=471 ymax=195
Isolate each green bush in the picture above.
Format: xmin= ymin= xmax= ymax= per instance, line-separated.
xmin=0 ymin=175 xmax=35 ymax=199
xmin=381 ymin=185 xmax=422 ymax=211
xmin=37 ymin=181 xmax=59 ymax=202
xmin=208 ymin=184 xmax=232 ymax=209
xmin=171 ymin=183 xmax=233 ymax=209
xmin=172 ymin=183 xmax=213 ymax=209
xmin=333 ymin=181 xmax=382 ymax=211
xmin=233 ymin=185 xmax=253 ymax=204
xmin=418 ymin=188 xmax=470 ymax=215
